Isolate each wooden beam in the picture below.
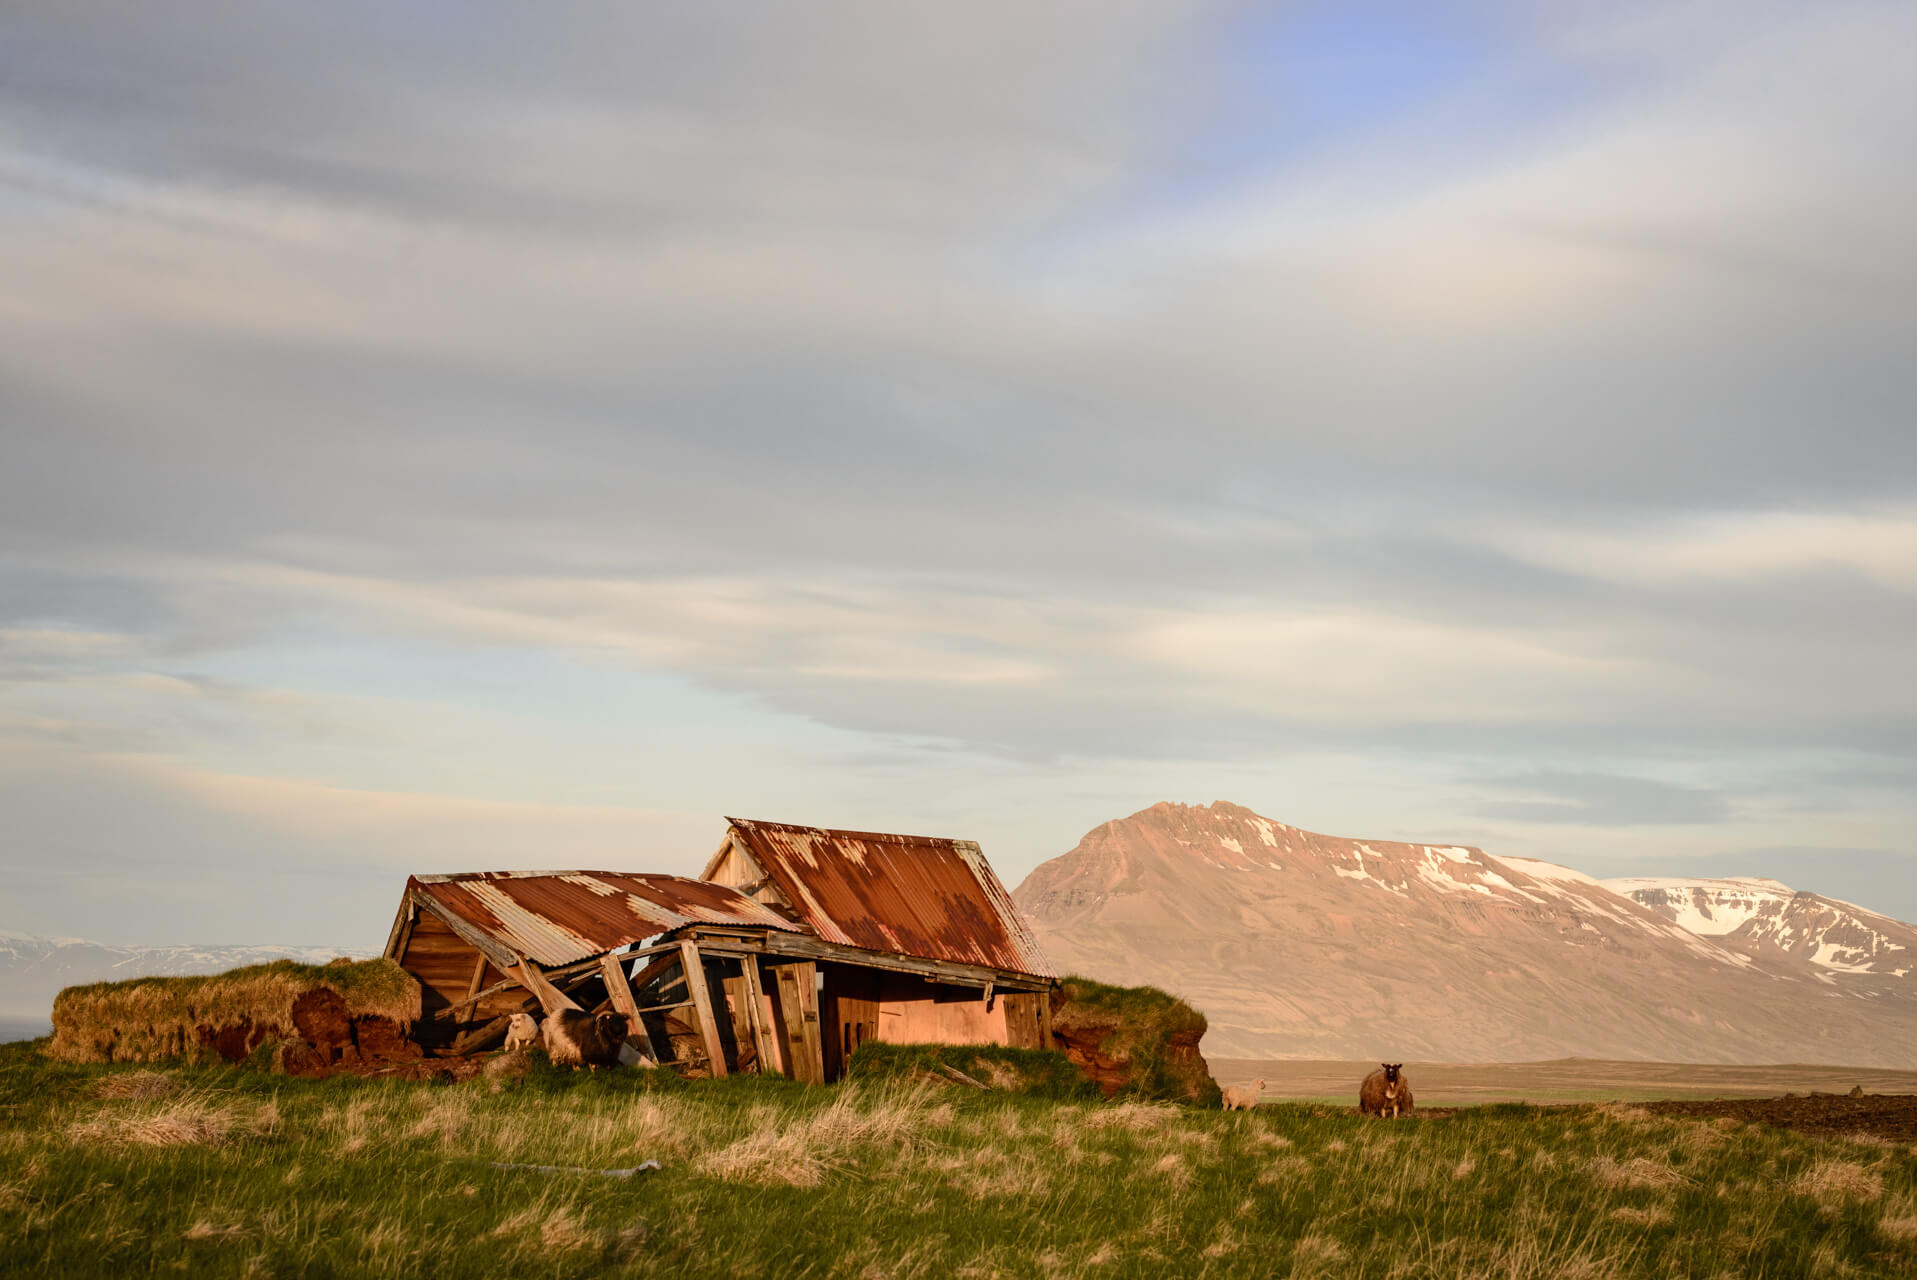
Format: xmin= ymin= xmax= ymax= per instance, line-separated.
xmin=680 ymin=927 xmax=1054 ymax=993
xmin=676 ymin=941 xmax=727 ymax=1079
xmin=600 ymin=953 xmax=640 ymax=1021
xmin=429 ymin=962 xmax=601 ymax=1023
xmin=774 ymin=961 xmax=825 ymax=1085
xmin=383 ymin=895 xmax=417 ymax=960
xmin=464 ymin=952 xmax=490 ymax=1003
xmin=620 ymin=951 xmax=687 ymax=1063
xmin=512 ymin=952 xmax=583 ymax=1017
xmin=721 ymin=976 xmax=754 ymax=1074
xmin=626 ymin=951 xmax=686 ymax=1000
xmin=440 ymin=1014 xmax=512 ymax=1056
xmin=738 ymin=956 xmax=780 ymax=1076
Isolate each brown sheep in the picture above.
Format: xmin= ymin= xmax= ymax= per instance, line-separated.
xmin=1359 ymin=1063 xmax=1413 ymax=1118
xmin=543 ymin=1010 xmax=631 ymax=1070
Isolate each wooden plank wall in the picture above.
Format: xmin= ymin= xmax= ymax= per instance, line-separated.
xmin=876 ymin=983 xmax=1008 ymax=1046
xmin=819 ymin=965 xmax=1040 ymax=1076
xmin=396 ymin=912 xmax=479 ymax=1040
xmin=820 ymin=963 xmax=880 ymax=1082
xmin=999 ymin=992 xmax=1045 ymax=1050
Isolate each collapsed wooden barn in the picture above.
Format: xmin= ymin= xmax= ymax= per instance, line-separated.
xmin=384 ymin=818 xmax=1058 ymax=1082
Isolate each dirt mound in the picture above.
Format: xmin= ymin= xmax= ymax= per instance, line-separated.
xmin=1049 ymin=976 xmax=1221 ymax=1106
xmin=1644 ymin=1093 xmax=1917 ymax=1141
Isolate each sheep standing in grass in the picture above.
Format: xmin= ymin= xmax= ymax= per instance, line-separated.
xmin=1222 ymin=1078 xmax=1265 ymax=1111
xmin=1359 ymin=1063 xmax=1413 ymax=1118
xmin=544 ymin=1010 xmax=631 ymax=1070
xmin=503 ymin=1013 xmax=540 ymax=1053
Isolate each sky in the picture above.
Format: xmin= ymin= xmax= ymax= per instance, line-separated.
xmin=2 ymin=0 xmax=1913 ymax=948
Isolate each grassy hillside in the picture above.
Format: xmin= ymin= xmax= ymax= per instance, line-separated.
xmin=3 ymin=1038 xmax=1916 ymax=1278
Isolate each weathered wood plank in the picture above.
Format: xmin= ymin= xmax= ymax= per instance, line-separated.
xmin=738 ymin=956 xmax=781 ymax=1076
xmin=599 ymin=954 xmax=639 ymax=1018
xmin=721 ymin=976 xmax=755 ymax=1074
xmin=464 ymin=952 xmax=491 ymax=1003
xmin=677 ymin=941 xmax=728 ymax=1079
xmin=680 ymin=927 xmax=1054 ymax=992
xmin=383 ymin=896 xmax=417 ymax=960
xmin=776 ymin=961 xmax=825 ymax=1085
xmin=512 ymin=952 xmax=584 ymax=1017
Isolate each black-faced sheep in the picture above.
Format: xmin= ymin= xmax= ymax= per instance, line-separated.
xmin=543 ymin=1010 xmax=631 ymax=1070
xmin=503 ymin=1012 xmax=540 ymax=1053
xmin=1359 ymin=1063 xmax=1413 ymax=1118
xmin=1222 ymin=1078 xmax=1265 ymax=1111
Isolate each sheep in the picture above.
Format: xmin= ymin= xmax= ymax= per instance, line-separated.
xmin=1359 ymin=1063 xmax=1413 ymax=1118
xmin=1222 ymin=1078 xmax=1265 ymax=1111
xmin=543 ymin=1010 xmax=632 ymax=1070
xmin=503 ymin=1012 xmax=540 ymax=1054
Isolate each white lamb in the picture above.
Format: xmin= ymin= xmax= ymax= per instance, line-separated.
xmin=503 ymin=1012 xmax=540 ymax=1053
xmin=1222 ymin=1078 xmax=1265 ymax=1111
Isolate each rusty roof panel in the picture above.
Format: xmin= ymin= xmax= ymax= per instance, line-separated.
xmin=722 ymin=818 xmax=1056 ymax=979
xmin=409 ymin=870 xmax=799 ymax=968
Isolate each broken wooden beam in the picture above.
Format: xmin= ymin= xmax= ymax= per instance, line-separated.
xmin=676 ymin=941 xmax=727 ymax=1079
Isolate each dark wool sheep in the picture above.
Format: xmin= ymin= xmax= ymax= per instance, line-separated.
xmin=544 ymin=1010 xmax=631 ymax=1070
xmin=1359 ymin=1063 xmax=1413 ymax=1118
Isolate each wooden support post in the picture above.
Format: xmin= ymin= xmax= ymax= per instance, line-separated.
xmin=1037 ymin=988 xmax=1055 ymax=1048
xmin=464 ymin=952 xmax=490 ymax=1004
xmin=385 ymin=898 xmax=418 ymax=961
xmin=620 ymin=951 xmax=686 ymax=1064
xmin=677 ymin=941 xmax=727 ymax=1078
xmin=774 ymin=962 xmax=825 ymax=1085
xmin=511 ymin=952 xmax=583 ymax=1017
xmin=721 ymin=976 xmax=755 ymax=1073
xmin=599 ymin=952 xmax=657 ymax=1065
xmin=600 ymin=953 xmax=640 ymax=1020
xmin=738 ymin=955 xmax=782 ymax=1076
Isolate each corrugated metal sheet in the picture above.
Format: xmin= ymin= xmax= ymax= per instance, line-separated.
xmin=723 ymin=818 xmax=1057 ymax=979
xmin=410 ymin=870 xmax=801 ymax=968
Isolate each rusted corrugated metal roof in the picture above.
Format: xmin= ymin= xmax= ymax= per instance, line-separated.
xmin=409 ymin=870 xmax=801 ymax=968
xmin=722 ymin=818 xmax=1056 ymax=979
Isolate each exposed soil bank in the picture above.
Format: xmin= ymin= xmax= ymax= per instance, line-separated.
xmin=1645 ymin=1093 xmax=1917 ymax=1141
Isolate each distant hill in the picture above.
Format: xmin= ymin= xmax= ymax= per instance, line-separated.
xmin=0 ymin=931 xmax=370 ymax=1026
xmin=1013 ymin=801 xmax=1917 ymax=1066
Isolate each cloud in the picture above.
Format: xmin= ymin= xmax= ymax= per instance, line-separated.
xmin=0 ymin=1 xmax=1914 ymax=939
xmin=1473 ymin=771 xmax=1731 ymax=826
xmin=0 ymin=738 xmax=718 ymax=946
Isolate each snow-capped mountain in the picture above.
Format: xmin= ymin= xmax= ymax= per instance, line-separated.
xmin=0 ymin=931 xmax=370 ymax=1023
xmin=1014 ymin=801 xmax=1917 ymax=1066
xmin=1604 ymin=878 xmax=1917 ymax=982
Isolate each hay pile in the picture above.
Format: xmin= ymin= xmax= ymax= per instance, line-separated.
xmin=50 ymin=958 xmax=421 ymax=1069
xmin=1049 ymin=975 xmax=1222 ymax=1106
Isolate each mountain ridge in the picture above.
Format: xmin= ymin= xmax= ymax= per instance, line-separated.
xmin=1013 ymin=800 xmax=1917 ymax=1066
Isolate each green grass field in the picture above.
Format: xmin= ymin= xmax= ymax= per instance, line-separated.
xmin=4 ymin=1039 xmax=1916 ymax=1279
xmin=1212 ymin=1058 xmax=1917 ymax=1108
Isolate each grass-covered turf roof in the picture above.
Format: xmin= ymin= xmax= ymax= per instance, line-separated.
xmin=49 ymin=958 xmax=421 ymax=1065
